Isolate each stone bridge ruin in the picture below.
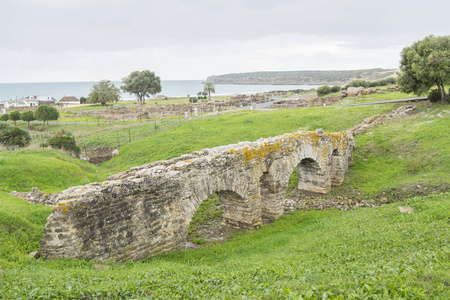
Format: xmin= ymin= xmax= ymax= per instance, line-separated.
xmin=39 ymin=129 xmax=354 ymax=262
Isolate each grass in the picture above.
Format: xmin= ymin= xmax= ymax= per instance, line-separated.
xmin=337 ymin=91 xmax=413 ymax=105
xmin=188 ymin=193 xmax=222 ymax=238
xmin=0 ymin=193 xmax=448 ymax=298
xmin=102 ymin=104 xmax=399 ymax=173
xmin=332 ymin=103 xmax=450 ymax=198
xmin=0 ymin=149 xmax=104 ymax=193
xmin=0 ymin=91 xmax=449 ymax=298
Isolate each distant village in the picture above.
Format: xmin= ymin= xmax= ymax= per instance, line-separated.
xmin=0 ymin=96 xmax=80 ymax=114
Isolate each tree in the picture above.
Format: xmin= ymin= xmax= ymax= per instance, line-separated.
xmin=80 ymin=96 xmax=87 ymax=104
xmin=317 ymin=85 xmax=331 ymax=97
xmin=203 ymin=82 xmax=215 ymax=101
xmin=35 ymin=105 xmax=59 ymax=128
xmin=0 ymin=114 xmax=9 ymax=122
xmin=121 ymin=70 xmax=161 ymax=104
xmin=88 ymin=80 xmax=121 ymax=106
xmin=9 ymin=111 xmax=20 ymax=126
xmin=21 ymin=111 xmax=35 ymax=128
xmin=398 ymin=35 xmax=450 ymax=102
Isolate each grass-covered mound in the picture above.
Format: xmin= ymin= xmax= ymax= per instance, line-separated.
xmin=0 ymin=149 xmax=104 ymax=193
xmin=0 ymin=193 xmax=448 ymax=298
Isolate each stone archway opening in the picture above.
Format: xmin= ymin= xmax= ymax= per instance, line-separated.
xmin=297 ymin=157 xmax=331 ymax=194
xmin=187 ymin=190 xmax=250 ymax=246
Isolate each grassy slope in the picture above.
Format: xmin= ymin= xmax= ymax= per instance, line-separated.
xmin=0 ymin=193 xmax=448 ymax=299
xmin=329 ymin=103 xmax=450 ymax=198
xmin=0 ymin=150 xmax=104 ymax=193
xmin=0 ymin=100 xmax=449 ymax=298
xmin=103 ymin=104 xmax=399 ymax=173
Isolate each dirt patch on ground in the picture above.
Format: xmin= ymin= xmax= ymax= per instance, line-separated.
xmin=80 ymin=147 xmax=117 ymax=164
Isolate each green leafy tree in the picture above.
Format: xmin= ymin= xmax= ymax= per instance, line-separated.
xmin=9 ymin=111 xmax=20 ymax=126
xmin=35 ymin=105 xmax=59 ymax=128
xmin=0 ymin=125 xmax=31 ymax=148
xmin=121 ymin=70 xmax=161 ymax=104
xmin=398 ymin=35 xmax=450 ymax=102
xmin=80 ymin=96 xmax=87 ymax=104
xmin=88 ymin=80 xmax=121 ymax=106
xmin=0 ymin=114 xmax=9 ymax=122
xmin=21 ymin=111 xmax=35 ymax=128
xmin=203 ymin=82 xmax=215 ymax=101
xmin=317 ymin=85 xmax=331 ymax=97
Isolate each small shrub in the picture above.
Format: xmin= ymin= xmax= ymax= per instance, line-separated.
xmin=48 ymin=135 xmax=81 ymax=156
xmin=330 ymin=85 xmax=341 ymax=93
xmin=192 ymin=238 xmax=208 ymax=245
xmin=428 ymin=89 xmax=441 ymax=103
xmin=0 ymin=126 xmax=31 ymax=147
xmin=317 ymin=85 xmax=331 ymax=97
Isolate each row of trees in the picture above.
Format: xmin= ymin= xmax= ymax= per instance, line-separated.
xmin=87 ymin=70 xmax=218 ymax=105
xmin=0 ymin=105 xmax=59 ymax=128
xmin=87 ymin=70 xmax=162 ymax=105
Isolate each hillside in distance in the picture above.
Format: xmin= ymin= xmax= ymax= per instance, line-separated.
xmin=207 ymin=68 xmax=398 ymax=85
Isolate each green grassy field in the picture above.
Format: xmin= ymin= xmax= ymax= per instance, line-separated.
xmin=0 ymin=95 xmax=449 ymax=298
xmin=0 ymin=193 xmax=448 ymax=299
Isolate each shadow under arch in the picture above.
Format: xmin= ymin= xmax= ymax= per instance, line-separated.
xmin=297 ymin=157 xmax=331 ymax=194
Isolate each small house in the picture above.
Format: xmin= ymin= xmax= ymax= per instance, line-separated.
xmin=59 ymin=96 xmax=80 ymax=105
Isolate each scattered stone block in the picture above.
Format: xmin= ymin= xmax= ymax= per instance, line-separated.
xmin=399 ymin=206 xmax=415 ymax=214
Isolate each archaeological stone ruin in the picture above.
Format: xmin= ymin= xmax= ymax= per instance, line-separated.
xmin=39 ymin=129 xmax=354 ymax=262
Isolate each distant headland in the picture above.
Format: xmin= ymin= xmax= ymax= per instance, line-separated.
xmin=206 ymin=68 xmax=398 ymax=85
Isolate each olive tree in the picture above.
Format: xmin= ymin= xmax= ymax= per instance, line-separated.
xmin=88 ymin=80 xmax=121 ymax=106
xmin=398 ymin=35 xmax=450 ymax=102
xmin=121 ymin=70 xmax=161 ymax=104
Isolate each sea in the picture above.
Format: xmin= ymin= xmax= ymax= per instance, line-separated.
xmin=0 ymin=80 xmax=321 ymax=101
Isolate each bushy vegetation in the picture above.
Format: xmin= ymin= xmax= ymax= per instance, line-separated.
xmin=47 ymin=135 xmax=81 ymax=156
xmin=317 ymin=85 xmax=331 ymax=96
xmin=345 ymin=77 xmax=397 ymax=89
xmin=0 ymin=123 xmax=31 ymax=148
xmin=428 ymin=89 xmax=442 ymax=103
xmin=330 ymin=85 xmax=341 ymax=93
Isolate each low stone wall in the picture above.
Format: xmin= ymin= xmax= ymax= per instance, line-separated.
xmin=10 ymin=187 xmax=59 ymax=207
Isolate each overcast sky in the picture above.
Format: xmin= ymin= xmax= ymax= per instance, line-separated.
xmin=1 ymin=0 xmax=448 ymax=83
